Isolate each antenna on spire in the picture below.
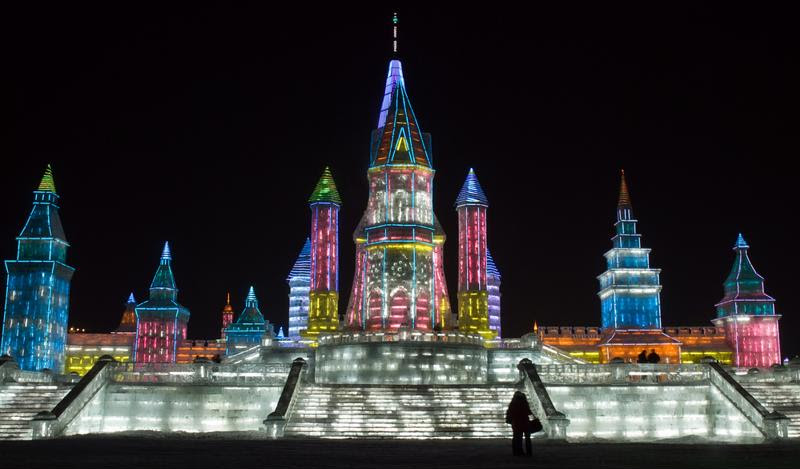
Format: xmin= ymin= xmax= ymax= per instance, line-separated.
xmin=392 ymin=12 xmax=399 ymax=55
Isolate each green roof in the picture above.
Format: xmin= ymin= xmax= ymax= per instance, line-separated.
xmin=38 ymin=164 xmax=57 ymax=194
xmin=308 ymin=166 xmax=342 ymax=204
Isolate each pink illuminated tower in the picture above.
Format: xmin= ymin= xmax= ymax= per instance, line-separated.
xmin=455 ymin=169 xmax=494 ymax=339
xmin=712 ymin=234 xmax=781 ymax=367
xmin=345 ymin=58 xmax=451 ymax=332
xmin=302 ymin=167 xmax=341 ymax=338
xmin=133 ymin=242 xmax=190 ymax=363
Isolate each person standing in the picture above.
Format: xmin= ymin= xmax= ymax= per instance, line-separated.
xmin=637 ymin=349 xmax=648 ymax=363
xmin=647 ymin=349 xmax=661 ymax=363
xmin=505 ymin=391 xmax=534 ymax=456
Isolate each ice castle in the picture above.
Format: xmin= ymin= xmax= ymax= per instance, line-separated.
xmin=1 ymin=16 xmax=797 ymax=442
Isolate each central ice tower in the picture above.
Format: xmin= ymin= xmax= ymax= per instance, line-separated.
xmin=346 ymin=59 xmax=451 ymax=331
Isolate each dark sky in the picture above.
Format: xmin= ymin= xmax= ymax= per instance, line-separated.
xmin=3 ymin=5 xmax=798 ymax=357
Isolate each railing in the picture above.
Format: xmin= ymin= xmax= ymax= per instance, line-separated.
xmin=707 ymin=362 xmax=789 ymax=440
xmin=318 ymin=330 xmax=484 ymax=346
xmin=540 ymin=345 xmax=588 ymax=364
xmin=110 ymin=362 xmax=292 ymax=385
xmin=536 ymin=363 xmax=710 ymax=385
xmin=517 ymin=359 xmax=569 ymax=440
xmin=264 ymin=358 xmax=308 ymax=438
xmin=30 ymin=355 xmax=117 ymax=439
xmin=729 ymin=365 xmax=800 ymax=384
xmin=0 ymin=355 xmax=79 ymax=385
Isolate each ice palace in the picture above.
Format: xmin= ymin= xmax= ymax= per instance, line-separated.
xmin=1 ymin=16 xmax=798 ymax=443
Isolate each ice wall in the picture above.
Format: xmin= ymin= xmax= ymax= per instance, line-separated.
xmin=547 ymin=384 xmax=761 ymax=440
xmin=67 ymin=384 xmax=282 ymax=434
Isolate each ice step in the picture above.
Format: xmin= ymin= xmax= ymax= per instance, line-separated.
xmin=284 ymin=384 xmax=521 ymax=439
xmin=741 ymin=382 xmax=800 ymax=438
xmin=0 ymin=383 xmax=73 ymax=440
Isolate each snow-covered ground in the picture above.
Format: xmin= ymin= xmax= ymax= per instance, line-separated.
xmin=1 ymin=433 xmax=798 ymax=469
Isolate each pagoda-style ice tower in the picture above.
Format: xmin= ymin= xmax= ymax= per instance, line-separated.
xmin=455 ymin=169 xmax=495 ymax=339
xmin=134 ymin=242 xmax=191 ymax=363
xmin=287 ymin=238 xmax=311 ymax=339
xmin=712 ymin=234 xmax=781 ymax=367
xmin=346 ymin=59 xmax=451 ymax=331
xmin=302 ymin=168 xmax=341 ymax=339
xmin=1 ymin=165 xmax=74 ymax=372
xmin=597 ymin=171 xmax=662 ymax=329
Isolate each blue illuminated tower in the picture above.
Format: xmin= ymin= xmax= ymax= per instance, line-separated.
xmin=287 ymin=238 xmax=311 ymax=339
xmin=597 ymin=171 xmax=662 ymax=329
xmin=134 ymin=242 xmax=191 ymax=363
xmin=486 ymin=249 xmax=502 ymax=338
xmin=225 ymin=286 xmax=274 ymax=356
xmin=1 ymin=165 xmax=74 ymax=372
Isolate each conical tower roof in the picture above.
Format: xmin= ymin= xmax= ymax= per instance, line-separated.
xmin=37 ymin=164 xmax=57 ymax=194
xmin=287 ymin=238 xmax=312 ymax=281
xmin=149 ymin=242 xmax=177 ymax=297
xmin=455 ymin=168 xmax=489 ymax=207
xmin=308 ymin=167 xmax=342 ymax=204
xmin=116 ymin=292 xmax=137 ymax=333
xmin=487 ymin=249 xmax=501 ymax=278
xmin=618 ymin=170 xmax=632 ymax=209
xmin=232 ymin=286 xmax=266 ymax=326
xmin=371 ymin=59 xmax=432 ymax=168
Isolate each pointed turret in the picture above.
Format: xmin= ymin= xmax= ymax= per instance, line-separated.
xmin=455 ymin=168 xmax=489 ymax=207
xmin=2 ymin=166 xmax=74 ymax=371
xmin=713 ymin=235 xmax=781 ymax=367
xmin=225 ymin=286 xmax=272 ymax=355
xmin=371 ymin=59 xmax=432 ymax=168
xmin=308 ymin=167 xmax=342 ymax=204
xmin=716 ymin=234 xmax=775 ymax=317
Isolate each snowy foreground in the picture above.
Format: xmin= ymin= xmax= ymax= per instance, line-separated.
xmin=1 ymin=433 xmax=798 ymax=469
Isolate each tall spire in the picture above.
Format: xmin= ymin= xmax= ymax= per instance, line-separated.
xmin=392 ymin=12 xmax=399 ymax=55
xmin=128 ymin=292 xmax=136 ymax=304
xmin=456 ymin=168 xmax=489 ymax=207
xmin=37 ymin=164 xmax=57 ymax=194
xmin=308 ymin=167 xmax=342 ymax=204
xmin=617 ymin=169 xmax=631 ymax=209
xmin=246 ymin=286 xmax=258 ymax=307
xmin=161 ymin=241 xmax=172 ymax=262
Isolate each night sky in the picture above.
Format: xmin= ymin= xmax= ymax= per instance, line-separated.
xmin=3 ymin=5 xmax=798 ymax=357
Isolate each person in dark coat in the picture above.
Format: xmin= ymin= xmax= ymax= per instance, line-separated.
xmin=647 ymin=349 xmax=661 ymax=363
xmin=637 ymin=349 xmax=648 ymax=363
xmin=505 ymin=391 xmax=533 ymax=456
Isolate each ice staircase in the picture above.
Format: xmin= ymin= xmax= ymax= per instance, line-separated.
xmin=742 ymin=383 xmax=800 ymax=438
xmin=284 ymin=384 xmax=520 ymax=438
xmin=0 ymin=383 xmax=72 ymax=440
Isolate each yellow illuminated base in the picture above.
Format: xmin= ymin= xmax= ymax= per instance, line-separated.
xmin=680 ymin=350 xmax=733 ymax=364
xmin=66 ymin=350 xmax=132 ymax=376
xmin=302 ymin=291 xmax=340 ymax=341
xmin=457 ymin=291 xmax=496 ymax=341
